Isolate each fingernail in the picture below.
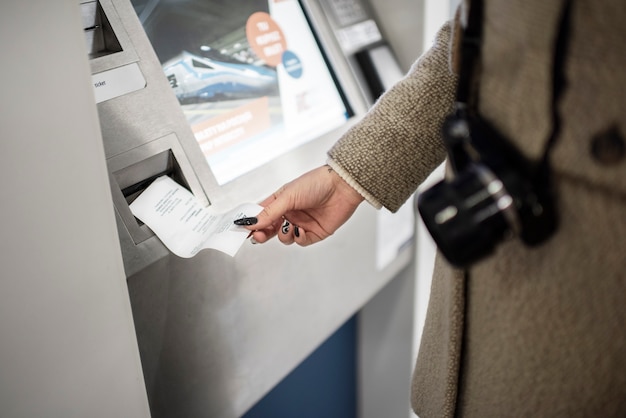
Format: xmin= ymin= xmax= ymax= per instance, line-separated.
xmin=294 ymin=226 xmax=300 ymax=238
xmin=281 ymin=220 xmax=290 ymax=234
xmin=250 ymin=237 xmax=258 ymax=244
xmin=234 ymin=217 xmax=257 ymax=226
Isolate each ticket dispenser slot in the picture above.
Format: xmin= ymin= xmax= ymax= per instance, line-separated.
xmin=81 ymin=0 xmax=123 ymax=59
xmin=84 ymin=0 xmax=139 ymax=76
xmin=107 ymin=133 xmax=209 ymax=246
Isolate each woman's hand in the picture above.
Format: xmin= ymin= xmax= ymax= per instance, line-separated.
xmin=234 ymin=165 xmax=365 ymax=246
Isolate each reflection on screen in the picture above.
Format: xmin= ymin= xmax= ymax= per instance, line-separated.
xmin=132 ymin=0 xmax=350 ymax=184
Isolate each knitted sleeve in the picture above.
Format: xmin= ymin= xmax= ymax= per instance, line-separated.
xmin=327 ymin=21 xmax=458 ymax=212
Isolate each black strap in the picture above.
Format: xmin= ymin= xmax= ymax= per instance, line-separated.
xmin=542 ymin=0 xmax=574 ymax=165
xmin=455 ymin=0 xmax=484 ymax=106
xmin=456 ymin=0 xmax=574 ymax=164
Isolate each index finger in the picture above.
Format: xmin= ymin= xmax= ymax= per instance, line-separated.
xmin=254 ymin=186 xmax=293 ymax=229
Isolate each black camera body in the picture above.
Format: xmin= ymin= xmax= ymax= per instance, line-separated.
xmin=415 ymin=0 xmax=573 ymax=268
xmin=417 ymin=106 xmax=558 ymax=268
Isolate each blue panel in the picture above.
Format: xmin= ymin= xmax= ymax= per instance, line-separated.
xmin=242 ymin=316 xmax=357 ymax=418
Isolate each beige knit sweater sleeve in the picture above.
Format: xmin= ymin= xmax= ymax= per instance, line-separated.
xmin=327 ymin=22 xmax=458 ymax=212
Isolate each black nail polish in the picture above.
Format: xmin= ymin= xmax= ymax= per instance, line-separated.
xmin=234 ymin=217 xmax=257 ymax=226
xmin=281 ymin=220 xmax=290 ymax=234
xmin=294 ymin=226 xmax=300 ymax=238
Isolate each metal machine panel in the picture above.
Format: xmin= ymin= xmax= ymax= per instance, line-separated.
xmin=86 ymin=0 xmax=413 ymax=416
xmin=317 ymin=0 xmax=405 ymax=102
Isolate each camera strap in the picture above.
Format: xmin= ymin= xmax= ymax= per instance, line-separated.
xmin=456 ymin=0 xmax=574 ymax=167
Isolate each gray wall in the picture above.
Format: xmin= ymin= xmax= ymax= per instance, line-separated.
xmin=0 ymin=2 xmax=149 ymax=417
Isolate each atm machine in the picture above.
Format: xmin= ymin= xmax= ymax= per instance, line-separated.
xmin=81 ymin=0 xmax=411 ymax=416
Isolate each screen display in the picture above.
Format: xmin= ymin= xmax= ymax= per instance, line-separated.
xmin=132 ymin=0 xmax=350 ymax=184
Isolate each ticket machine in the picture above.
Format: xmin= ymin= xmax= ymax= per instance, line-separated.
xmin=81 ymin=0 xmax=412 ymax=416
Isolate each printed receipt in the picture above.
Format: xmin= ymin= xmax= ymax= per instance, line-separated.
xmin=129 ymin=176 xmax=262 ymax=258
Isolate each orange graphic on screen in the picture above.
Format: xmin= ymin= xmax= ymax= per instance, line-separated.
xmin=246 ymin=12 xmax=287 ymax=67
xmin=193 ymin=97 xmax=271 ymax=156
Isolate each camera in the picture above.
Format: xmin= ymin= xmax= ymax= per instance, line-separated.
xmin=417 ymin=106 xmax=558 ymax=268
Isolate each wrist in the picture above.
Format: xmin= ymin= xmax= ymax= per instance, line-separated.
xmin=326 ymin=164 xmax=365 ymax=205
xmin=325 ymin=160 xmax=382 ymax=209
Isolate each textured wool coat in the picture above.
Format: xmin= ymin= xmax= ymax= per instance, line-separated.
xmin=327 ymin=0 xmax=626 ymax=416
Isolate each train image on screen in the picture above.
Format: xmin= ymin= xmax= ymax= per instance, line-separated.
xmin=163 ymin=51 xmax=279 ymax=104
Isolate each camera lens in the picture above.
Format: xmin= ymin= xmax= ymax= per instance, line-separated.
xmin=417 ymin=164 xmax=519 ymax=267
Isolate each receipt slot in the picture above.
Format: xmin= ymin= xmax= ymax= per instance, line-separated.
xmin=108 ymin=133 xmax=208 ymax=246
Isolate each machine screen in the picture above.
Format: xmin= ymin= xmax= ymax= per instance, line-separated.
xmin=131 ymin=0 xmax=350 ymax=184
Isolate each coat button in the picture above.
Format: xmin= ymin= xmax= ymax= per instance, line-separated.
xmin=590 ymin=126 xmax=625 ymax=165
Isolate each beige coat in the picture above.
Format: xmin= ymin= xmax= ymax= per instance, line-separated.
xmin=328 ymin=0 xmax=626 ymax=416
